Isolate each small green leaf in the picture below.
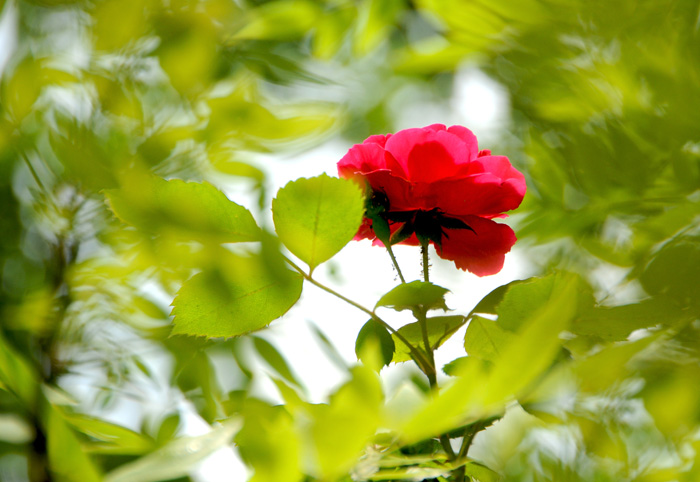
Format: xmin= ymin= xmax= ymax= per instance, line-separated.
xmin=171 ymin=252 xmax=302 ymax=338
xmin=442 ymin=356 xmax=491 ymax=377
xmin=272 ymin=174 xmax=365 ymax=272
xmin=355 ymin=319 xmax=395 ymax=370
xmin=106 ymin=175 xmax=260 ymax=243
xmin=464 ymin=316 xmax=514 ymax=362
xmin=462 ymin=461 xmax=501 ymax=482
xmin=376 ymin=281 xmax=449 ymax=312
xmin=156 ymin=414 xmax=180 ymax=446
xmin=252 ymin=336 xmax=303 ymax=388
xmin=392 ymin=316 xmax=466 ymax=363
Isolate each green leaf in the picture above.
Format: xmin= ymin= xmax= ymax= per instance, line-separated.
xmin=355 ymin=319 xmax=396 ymax=370
xmin=641 ymin=238 xmax=700 ymax=309
xmin=392 ymin=316 xmax=466 ymax=363
xmin=462 ymin=461 xmax=501 ymax=482
xmin=442 ymin=356 xmax=491 ymax=377
xmin=47 ymin=405 xmax=102 ymax=482
xmin=467 ymin=279 xmax=526 ymax=317
xmin=232 ymin=0 xmax=321 ymax=41
xmin=376 ymin=281 xmax=449 ymax=312
xmin=573 ymin=335 xmax=659 ymax=393
xmin=398 ymin=276 xmax=579 ymax=442
xmin=0 ymin=330 xmax=38 ymax=407
xmin=272 ymin=174 xmax=364 ymax=272
xmin=308 ymin=366 xmax=383 ymax=479
xmin=61 ymin=412 xmax=154 ymax=455
xmin=171 ymin=252 xmax=303 ymax=338
xmin=464 ymin=316 xmax=514 ymax=363
xmin=496 ymin=273 xmax=593 ymax=331
xmin=104 ymin=419 xmax=241 ymax=482
xmin=252 ymin=336 xmax=303 ymax=388
xmin=236 ymin=400 xmax=302 ymax=482
xmin=155 ymin=413 xmax=180 ymax=446
xmin=106 ymin=175 xmax=260 ymax=243
xmin=572 ymin=297 xmax=690 ymax=341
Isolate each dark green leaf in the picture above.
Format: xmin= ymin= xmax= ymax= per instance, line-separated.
xmin=641 ymin=238 xmax=700 ymax=309
xmin=355 ymin=319 xmax=395 ymax=370
xmin=442 ymin=356 xmax=491 ymax=377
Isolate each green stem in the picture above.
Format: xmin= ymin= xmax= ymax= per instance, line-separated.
xmin=386 ymin=245 xmax=406 ymax=284
xmin=284 ymin=257 xmax=432 ymax=373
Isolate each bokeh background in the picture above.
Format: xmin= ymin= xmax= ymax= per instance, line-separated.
xmin=1 ymin=0 xmax=699 ymax=481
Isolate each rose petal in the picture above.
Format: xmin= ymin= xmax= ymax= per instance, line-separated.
xmin=447 ymin=125 xmax=479 ymax=158
xmin=384 ymin=128 xmax=472 ymax=183
xmin=436 ymin=215 xmax=516 ymax=276
xmin=364 ymin=133 xmax=391 ymax=147
xmin=420 ymin=155 xmax=526 ymax=216
xmin=338 ymin=142 xmax=408 ymax=180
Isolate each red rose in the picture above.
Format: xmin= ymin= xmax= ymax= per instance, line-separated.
xmin=337 ymin=124 xmax=526 ymax=276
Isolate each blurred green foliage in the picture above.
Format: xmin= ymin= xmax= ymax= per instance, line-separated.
xmin=0 ymin=0 xmax=699 ymax=480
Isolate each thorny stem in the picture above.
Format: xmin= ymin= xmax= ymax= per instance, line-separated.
xmin=283 ymin=256 xmax=432 ymax=373
xmin=385 ymin=245 xmax=406 ymax=283
xmin=417 ymin=238 xmax=459 ymax=471
xmin=421 ymin=240 xmax=430 ymax=283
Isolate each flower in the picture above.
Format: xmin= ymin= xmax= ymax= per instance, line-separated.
xmin=337 ymin=124 xmax=526 ymax=276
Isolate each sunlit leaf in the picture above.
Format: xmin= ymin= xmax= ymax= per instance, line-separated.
xmin=236 ymin=399 xmax=302 ymax=482
xmin=398 ymin=276 xmax=579 ymax=441
xmin=392 ymin=315 xmax=465 ymax=363
xmin=61 ymin=411 xmax=155 ymax=455
xmin=572 ymin=297 xmax=690 ymax=341
xmin=171 ymin=252 xmax=303 ymax=338
xmin=232 ymin=0 xmax=321 ymax=41
xmin=376 ymin=281 xmax=449 ymax=312
xmin=308 ymin=366 xmax=383 ymax=479
xmin=104 ymin=419 xmax=241 ymax=482
xmin=464 ymin=316 xmax=514 ymax=362
xmin=573 ymin=334 xmax=659 ymax=393
xmin=496 ymin=274 xmax=593 ymax=331
xmin=47 ymin=405 xmax=102 ymax=482
xmin=273 ymin=174 xmax=364 ymax=272
xmin=107 ymin=175 xmax=260 ymax=243
xmin=0 ymin=331 xmax=38 ymax=407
